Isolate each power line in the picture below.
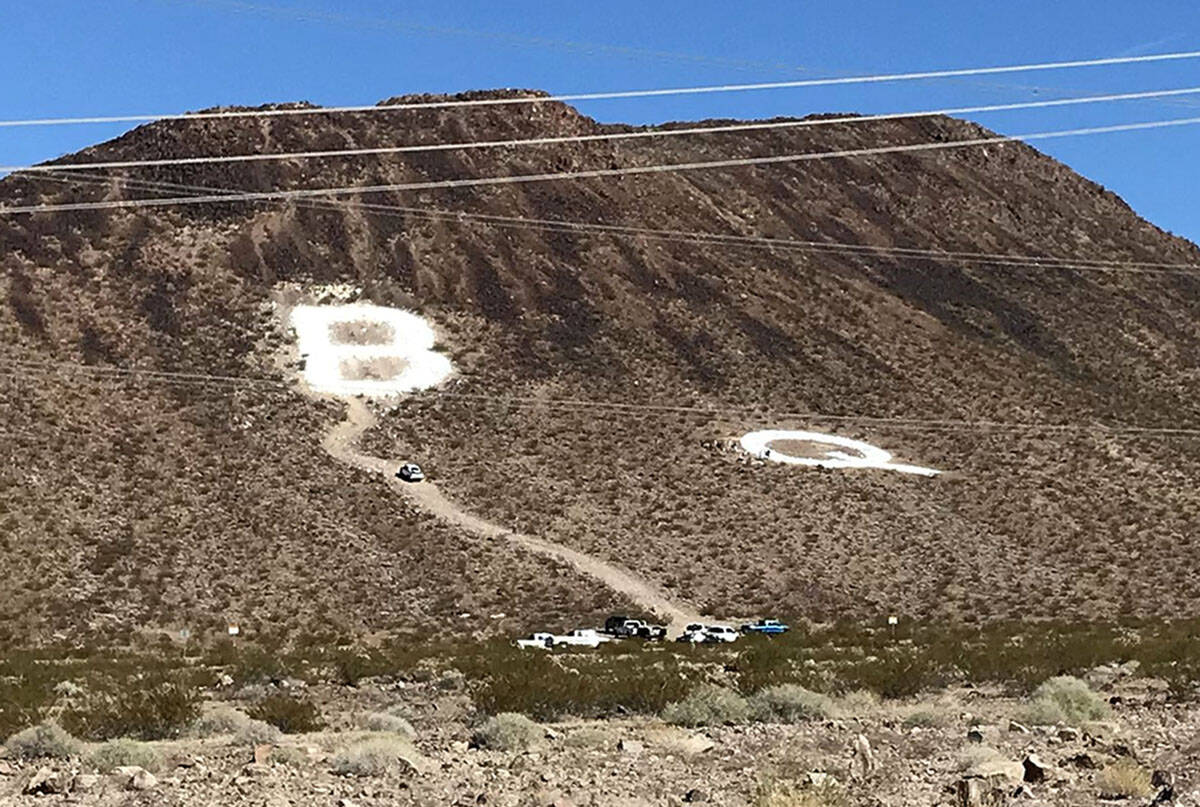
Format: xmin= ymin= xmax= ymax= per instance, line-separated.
xmin=157 ymin=0 xmax=1200 ymax=107
xmin=5 ymin=49 xmax=1200 ymax=129
xmin=9 ymin=86 xmax=1200 ymax=175
xmin=2 ymin=357 xmax=1197 ymax=437
xmin=25 ymin=169 xmax=1200 ymax=275
xmin=7 ymin=115 xmax=1200 ymax=217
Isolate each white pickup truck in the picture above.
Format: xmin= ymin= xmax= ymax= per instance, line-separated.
xmin=556 ymin=629 xmax=612 ymax=648
xmin=515 ymin=632 xmax=555 ymax=650
xmin=516 ymin=629 xmax=611 ymax=650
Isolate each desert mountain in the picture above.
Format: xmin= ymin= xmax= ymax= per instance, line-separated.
xmin=3 ymin=90 xmax=1200 ymax=646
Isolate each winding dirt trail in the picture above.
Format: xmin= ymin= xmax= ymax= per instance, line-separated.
xmin=322 ymin=399 xmax=701 ymax=633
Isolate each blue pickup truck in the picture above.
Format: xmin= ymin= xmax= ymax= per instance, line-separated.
xmin=741 ymin=619 xmax=790 ymax=635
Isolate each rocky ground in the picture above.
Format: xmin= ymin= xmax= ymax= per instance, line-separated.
xmin=2 ymin=670 xmax=1196 ymax=807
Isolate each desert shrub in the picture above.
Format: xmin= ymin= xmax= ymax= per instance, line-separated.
xmin=331 ymin=735 xmax=418 ymax=776
xmin=1097 ymin=759 xmax=1153 ymax=799
xmin=839 ymin=651 xmax=944 ymax=699
xmin=835 ymin=689 xmax=880 ymax=716
xmin=271 ymin=745 xmax=311 ymax=767
xmin=3 ymin=721 xmax=82 ymax=759
xmin=1022 ymin=676 xmax=1110 ymax=725
xmin=88 ymin=738 xmax=161 ymax=772
xmin=563 ymin=727 xmax=608 ymax=748
xmin=246 ymin=694 xmax=323 ymax=734
xmin=358 ymin=712 xmax=415 ymax=738
xmin=750 ymin=684 xmax=835 ymax=723
xmin=753 ymin=778 xmax=848 ymax=807
xmin=461 ymin=640 xmax=695 ymax=720
xmin=60 ymin=674 xmax=201 ymax=741
xmin=0 ymin=675 xmax=53 ymax=739
xmin=190 ymin=705 xmax=251 ymax=737
xmin=471 ymin=713 xmax=543 ymax=751
xmin=214 ymin=644 xmax=293 ymax=687
xmin=234 ymin=718 xmax=283 ymax=746
xmin=901 ymin=709 xmax=945 ymax=729
xmin=955 ymin=745 xmax=1007 ymax=774
xmin=662 ymin=685 xmax=752 ymax=727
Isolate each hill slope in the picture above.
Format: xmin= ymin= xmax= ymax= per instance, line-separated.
xmin=3 ymin=90 xmax=1200 ymax=645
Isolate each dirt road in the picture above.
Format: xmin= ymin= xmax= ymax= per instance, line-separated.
xmin=322 ymin=399 xmax=700 ymax=633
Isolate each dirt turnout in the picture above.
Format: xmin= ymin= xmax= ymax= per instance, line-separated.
xmin=323 ymin=398 xmax=701 ymax=632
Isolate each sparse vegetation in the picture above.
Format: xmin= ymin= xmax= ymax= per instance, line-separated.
xmin=662 ymin=685 xmax=752 ymax=727
xmin=1097 ymin=759 xmax=1154 ymax=799
xmin=60 ymin=673 xmax=202 ymax=741
xmin=358 ymin=711 xmax=416 ymax=738
xmin=753 ymin=778 xmax=848 ymax=807
xmin=1021 ymin=676 xmax=1110 ymax=726
xmin=900 ymin=709 xmax=945 ymax=729
xmin=234 ymin=718 xmax=283 ymax=746
xmin=3 ymin=721 xmax=82 ymax=760
xmin=750 ymin=685 xmax=835 ymax=723
xmin=330 ymin=735 xmax=418 ymax=777
xmin=247 ymin=694 xmax=324 ymax=734
xmin=471 ymin=713 xmax=544 ymax=751
xmin=88 ymin=738 xmax=162 ymax=772
xmin=191 ymin=704 xmax=252 ymax=737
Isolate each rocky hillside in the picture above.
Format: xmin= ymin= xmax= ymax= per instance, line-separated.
xmin=3 ymin=90 xmax=1200 ymax=645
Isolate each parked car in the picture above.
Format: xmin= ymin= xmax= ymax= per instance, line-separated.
xmin=515 ymin=632 xmax=555 ymax=650
xmin=603 ymin=615 xmax=666 ymax=640
xmin=396 ymin=463 xmax=425 ymax=483
xmin=678 ymin=623 xmax=738 ymax=644
xmin=704 ymin=624 xmax=740 ymax=643
xmin=677 ymin=623 xmax=718 ymax=644
xmin=741 ymin=618 xmax=790 ymax=635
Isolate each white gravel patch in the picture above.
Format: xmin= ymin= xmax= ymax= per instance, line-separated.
xmin=291 ymin=303 xmax=453 ymax=397
xmin=740 ymin=429 xmax=941 ymax=477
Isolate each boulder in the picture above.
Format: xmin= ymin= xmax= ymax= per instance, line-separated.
xmin=24 ymin=766 xmax=70 ymax=795
xmin=966 ymin=728 xmax=985 ymax=744
xmin=675 ymin=735 xmax=715 ymax=755
xmin=1063 ymin=752 xmax=1097 ymax=770
xmin=1021 ymin=754 xmax=1049 ymax=784
xmin=953 ymin=776 xmax=1007 ymax=807
xmin=618 ymin=739 xmax=645 ymax=755
xmin=253 ymin=743 xmax=273 ymax=764
xmin=72 ymin=773 xmax=101 ymax=793
xmin=113 ymin=766 xmax=158 ymax=791
xmin=1057 ymin=727 xmax=1080 ymax=742
xmin=683 ymin=788 xmax=709 ymax=802
xmin=1008 ymin=720 xmax=1030 ymax=734
xmin=806 ymin=772 xmax=838 ymax=788
xmin=1152 ymin=770 xmax=1174 ymax=788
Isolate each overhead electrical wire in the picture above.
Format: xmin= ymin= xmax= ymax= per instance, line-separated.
xmin=23 ymin=169 xmax=1200 ymax=276
xmin=6 ymin=115 xmax=1200 ymax=217
xmin=157 ymin=0 xmax=1200 ymax=115
xmin=2 ymin=356 xmax=1197 ymax=438
xmin=4 ymin=49 xmax=1200 ymax=129
xmin=6 ymin=85 xmax=1200 ymax=175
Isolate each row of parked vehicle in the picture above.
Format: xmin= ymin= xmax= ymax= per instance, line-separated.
xmin=515 ymin=616 xmax=789 ymax=650
xmin=678 ymin=619 xmax=789 ymax=643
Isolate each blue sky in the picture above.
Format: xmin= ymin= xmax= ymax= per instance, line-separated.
xmin=2 ymin=0 xmax=1198 ymax=243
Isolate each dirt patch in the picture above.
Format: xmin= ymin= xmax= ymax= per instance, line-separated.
xmin=767 ymin=439 xmax=868 ymax=461
xmin=329 ymin=320 xmax=396 ymax=345
xmin=338 ymin=356 xmax=409 ymax=382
